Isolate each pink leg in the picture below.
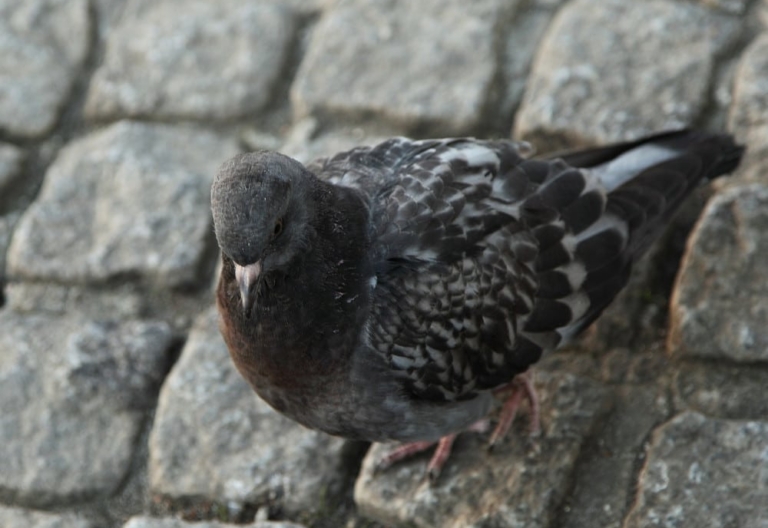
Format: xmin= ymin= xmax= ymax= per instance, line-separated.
xmin=375 ymin=419 xmax=489 ymax=483
xmin=488 ymin=373 xmax=540 ymax=449
xmin=426 ymin=434 xmax=457 ymax=483
xmin=374 ymin=441 xmax=437 ymax=473
xmin=376 ymin=434 xmax=458 ymax=484
xmin=372 ymin=373 xmax=542 ymax=480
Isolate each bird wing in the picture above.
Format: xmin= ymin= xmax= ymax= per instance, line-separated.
xmin=311 ymin=132 xmax=740 ymax=402
xmin=314 ymin=138 xmax=593 ymax=401
xmin=308 ymin=137 xmax=449 ymax=195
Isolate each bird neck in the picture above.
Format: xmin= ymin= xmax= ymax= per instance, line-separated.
xmin=217 ymin=180 xmax=373 ymax=391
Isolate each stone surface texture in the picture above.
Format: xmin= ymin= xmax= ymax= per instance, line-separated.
xmin=0 ymin=310 xmax=173 ymax=506
xmin=85 ymin=0 xmax=297 ymax=121
xmin=291 ymin=0 xmax=519 ymax=135
xmin=0 ymin=211 xmax=20 ymax=282
xmin=0 ymin=0 xmax=90 ymax=138
xmin=625 ymin=412 xmax=768 ymax=528
xmin=499 ymin=7 xmax=556 ymax=128
xmin=0 ymin=506 xmax=94 ymax=528
xmin=515 ymin=0 xmax=739 ymax=147
xmin=0 ymin=0 xmax=765 ymax=526
xmin=673 ymin=362 xmax=768 ymax=420
xmin=355 ymin=371 xmax=609 ymax=528
xmin=557 ymin=385 xmax=669 ymax=528
xmin=699 ymin=0 xmax=750 ymax=14
xmin=149 ymin=308 xmax=354 ymax=517
xmin=0 ymin=143 xmax=24 ymax=201
xmin=6 ymin=121 xmax=237 ymax=288
xmin=669 ymin=184 xmax=768 ymax=362
xmin=729 ymin=32 xmax=768 ymax=182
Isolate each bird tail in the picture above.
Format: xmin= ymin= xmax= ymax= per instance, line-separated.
xmin=562 ymin=130 xmax=744 ymax=259
xmin=529 ymin=130 xmax=744 ymax=342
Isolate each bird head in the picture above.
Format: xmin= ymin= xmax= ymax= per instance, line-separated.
xmin=211 ymin=151 xmax=315 ymax=313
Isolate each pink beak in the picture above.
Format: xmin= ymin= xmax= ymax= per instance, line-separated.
xmin=235 ymin=261 xmax=262 ymax=312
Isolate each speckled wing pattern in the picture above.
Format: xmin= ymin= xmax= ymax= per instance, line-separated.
xmin=310 ymin=134 xmax=736 ymax=403
xmin=310 ymin=138 xmax=623 ymax=402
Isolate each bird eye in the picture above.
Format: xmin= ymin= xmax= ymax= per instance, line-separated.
xmin=273 ymin=218 xmax=283 ymax=238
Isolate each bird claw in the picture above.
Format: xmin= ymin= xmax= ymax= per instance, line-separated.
xmin=487 ymin=372 xmax=540 ymax=450
xmin=426 ymin=467 xmax=441 ymax=485
xmin=423 ymin=434 xmax=456 ymax=484
xmin=374 ymin=440 xmax=436 ymax=474
xmin=373 ymin=375 xmax=540 ymax=482
xmin=374 ymin=436 xmax=457 ymax=485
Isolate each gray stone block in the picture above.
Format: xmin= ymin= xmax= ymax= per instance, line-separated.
xmin=354 ymin=371 xmax=609 ymax=528
xmin=0 ymin=211 xmax=21 ymax=282
xmin=729 ymin=33 xmax=768 ymax=182
xmin=85 ymin=0 xmax=296 ymax=121
xmin=498 ymin=8 xmax=555 ymax=131
xmin=674 ymin=362 xmax=768 ymax=420
xmin=0 ymin=0 xmax=90 ymax=138
xmin=291 ymin=0 xmax=518 ymax=135
xmin=148 ymin=308 xmax=353 ymax=517
xmin=669 ymin=184 xmax=768 ymax=362
xmin=731 ymin=33 xmax=768 ymax=135
xmin=92 ymin=0 xmax=128 ymax=41
xmin=515 ymin=0 xmax=739 ymax=147
xmin=0 ymin=310 xmax=174 ymax=505
xmin=762 ymin=1 xmax=768 ymax=28
xmin=698 ymin=0 xmax=750 ymax=14
xmin=0 ymin=143 xmax=24 ymax=202
xmin=625 ymin=412 xmax=768 ymax=527
xmin=559 ymin=386 xmax=669 ymax=528
xmin=6 ymin=121 xmax=238 ymax=288
xmin=0 ymin=506 xmax=94 ymax=528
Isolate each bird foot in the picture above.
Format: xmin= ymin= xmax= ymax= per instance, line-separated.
xmin=374 ymin=419 xmax=489 ymax=484
xmin=373 ymin=373 xmax=540 ymax=483
xmin=374 ymin=436 xmax=454 ymax=484
xmin=488 ymin=372 xmax=540 ymax=450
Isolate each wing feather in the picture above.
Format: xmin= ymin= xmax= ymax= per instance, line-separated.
xmin=309 ymin=131 xmax=742 ymax=402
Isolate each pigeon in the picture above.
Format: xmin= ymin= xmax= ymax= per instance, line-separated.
xmin=211 ymin=130 xmax=743 ymax=480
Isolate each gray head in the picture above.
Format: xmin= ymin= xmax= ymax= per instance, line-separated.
xmin=211 ymin=151 xmax=315 ymax=309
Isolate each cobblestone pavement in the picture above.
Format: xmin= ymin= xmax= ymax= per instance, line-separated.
xmin=1 ymin=0 xmax=767 ymax=527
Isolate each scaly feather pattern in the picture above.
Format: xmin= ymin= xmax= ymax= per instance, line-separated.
xmin=212 ymin=130 xmax=743 ymax=443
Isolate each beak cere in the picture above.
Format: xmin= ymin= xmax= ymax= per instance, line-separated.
xmin=235 ymin=261 xmax=262 ymax=312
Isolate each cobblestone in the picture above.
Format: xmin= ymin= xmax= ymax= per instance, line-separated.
xmin=625 ymin=412 xmax=768 ymax=528
xmin=515 ymin=0 xmax=739 ymax=147
xmin=85 ymin=0 xmax=297 ymax=122
xmin=0 ymin=1 xmax=764 ymax=526
xmin=0 ymin=144 xmax=24 ymax=205
xmin=0 ymin=311 xmax=173 ymax=506
xmin=0 ymin=506 xmax=94 ymax=528
xmin=355 ymin=372 xmax=609 ymax=528
xmin=6 ymin=121 xmax=237 ymax=289
xmin=0 ymin=0 xmax=90 ymax=138
xmin=669 ymin=184 xmax=768 ymax=362
xmin=291 ymin=0 xmax=518 ymax=135
xmin=149 ymin=309 xmax=356 ymax=518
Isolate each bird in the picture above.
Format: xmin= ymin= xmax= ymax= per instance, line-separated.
xmin=211 ymin=130 xmax=743 ymax=481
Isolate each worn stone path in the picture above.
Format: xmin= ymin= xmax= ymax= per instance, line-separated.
xmin=1 ymin=0 xmax=767 ymax=527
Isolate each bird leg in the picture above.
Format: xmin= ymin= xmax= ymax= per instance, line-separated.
xmin=488 ymin=372 xmax=540 ymax=450
xmin=374 ymin=420 xmax=489 ymax=483
xmin=426 ymin=434 xmax=456 ymax=483
xmin=374 ymin=440 xmax=439 ymax=471
xmin=373 ymin=373 xmax=539 ymax=481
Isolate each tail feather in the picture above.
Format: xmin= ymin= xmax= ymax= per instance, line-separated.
xmin=604 ymin=131 xmax=744 ymax=258
xmin=546 ymin=129 xmax=687 ymax=169
xmin=524 ymin=130 xmax=744 ymax=342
